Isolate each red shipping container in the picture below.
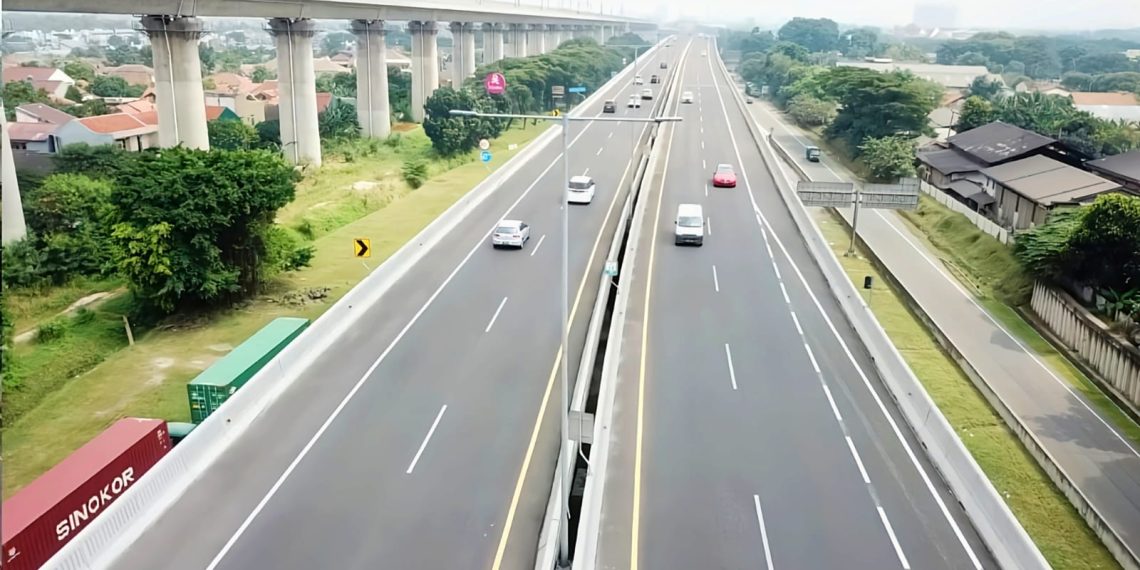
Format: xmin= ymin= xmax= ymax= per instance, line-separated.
xmin=2 ymin=418 xmax=171 ymax=570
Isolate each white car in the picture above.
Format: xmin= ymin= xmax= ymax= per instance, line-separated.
xmin=568 ymin=175 xmax=596 ymax=204
xmin=701 ymin=50 xmax=707 ymax=57
xmin=627 ymin=96 xmax=642 ymax=108
xmin=634 ymin=74 xmax=644 ymax=85
xmin=681 ymin=91 xmax=693 ymax=103
xmin=491 ymin=219 xmax=531 ymax=249
xmin=640 ymin=88 xmax=653 ymax=100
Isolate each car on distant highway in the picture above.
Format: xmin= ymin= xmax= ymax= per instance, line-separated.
xmin=627 ymin=96 xmax=642 ymax=108
xmin=712 ymin=163 xmax=737 ymax=188
xmin=674 ymin=204 xmax=704 ymax=246
xmin=567 ymin=175 xmax=596 ymax=204
xmin=650 ymin=74 xmax=660 ymax=84
xmin=634 ymin=74 xmax=644 ymax=85
xmin=603 ymin=100 xmax=616 ymax=113
xmin=640 ymin=88 xmax=653 ymax=100
xmin=491 ymin=220 xmax=531 ymax=249
xmin=701 ymin=50 xmax=707 ymax=57
xmin=660 ymin=61 xmax=668 ymax=69
xmin=681 ymin=91 xmax=693 ymax=103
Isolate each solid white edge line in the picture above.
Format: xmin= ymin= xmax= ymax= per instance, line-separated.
xmin=485 ymin=296 xmax=509 ymax=333
xmin=822 ymin=383 xmax=844 ymax=422
xmin=725 ymin=344 xmax=738 ymax=391
xmin=204 ymin=94 xmax=609 ymax=570
xmin=712 ymin=265 xmax=720 ymax=293
xmin=878 ymin=506 xmax=912 ymax=569
xmin=753 ymin=495 xmax=776 ymax=570
xmin=804 ymin=343 xmax=821 ymax=374
xmin=706 ymin=51 xmax=983 ymax=568
xmin=406 ymin=405 xmax=448 ymax=474
xmin=846 ymin=435 xmax=872 ymax=484
xmin=530 ymin=234 xmax=547 ymax=257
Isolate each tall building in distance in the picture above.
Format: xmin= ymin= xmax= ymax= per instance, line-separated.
xmin=913 ymin=2 xmax=958 ymax=29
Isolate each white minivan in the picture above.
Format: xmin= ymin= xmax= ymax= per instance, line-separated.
xmin=568 ymin=175 xmax=596 ymax=204
xmin=674 ymin=203 xmax=704 ymax=246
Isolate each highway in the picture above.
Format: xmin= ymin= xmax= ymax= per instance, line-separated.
xmin=103 ymin=44 xmax=684 ymax=570
xmin=592 ymin=37 xmax=999 ymax=569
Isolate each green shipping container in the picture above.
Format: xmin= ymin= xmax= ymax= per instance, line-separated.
xmin=187 ymin=317 xmax=310 ymax=423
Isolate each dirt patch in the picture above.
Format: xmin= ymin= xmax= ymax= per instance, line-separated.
xmin=208 ymin=343 xmax=234 ymax=353
xmin=393 ymin=122 xmax=417 ymax=132
xmin=272 ymin=287 xmax=331 ymax=307
xmin=13 ymin=289 xmax=124 ymax=345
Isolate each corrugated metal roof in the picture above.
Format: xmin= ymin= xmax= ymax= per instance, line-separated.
xmin=917 ymin=148 xmax=983 ymax=174
xmin=15 ymin=103 xmax=75 ymax=125
xmin=947 ymin=121 xmax=1056 ymax=165
xmin=1087 ymin=149 xmax=1140 ymax=184
xmin=982 ymin=154 xmax=1121 ymax=206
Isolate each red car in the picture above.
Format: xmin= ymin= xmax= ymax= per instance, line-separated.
xmin=712 ymin=163 xmax=737 ymax=188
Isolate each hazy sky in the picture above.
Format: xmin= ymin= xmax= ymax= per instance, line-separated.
xmin=610 ymin=0 xmax=1140 ymax=32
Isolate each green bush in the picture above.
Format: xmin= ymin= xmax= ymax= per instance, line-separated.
xmin=402 ymin=159 xmax=429 ymax=189
xmin=73 ymin=307 xmax=96 ymax=325
xmin=2 ymin=239 xmax=47 ymax=289
xmin=260 ymin=225 xmax=315 ymax=280
xmin=37 ymin=317 xmax=69 ymax=343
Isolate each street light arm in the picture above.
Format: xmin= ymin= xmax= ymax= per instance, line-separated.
xmin=449 ymin=109 xmax=683 ymax=124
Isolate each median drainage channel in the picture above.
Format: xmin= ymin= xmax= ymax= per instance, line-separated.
xmin=547 ymin=40 xmax=685 ymax=567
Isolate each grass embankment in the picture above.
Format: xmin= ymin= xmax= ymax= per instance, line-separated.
xmin=898 ymin=196 xmax=1140 ymax=444
xmin=813 ymin=210 xmax=1121 ymax=570
xmin=2 ymin=124 xmax=549 ymax=498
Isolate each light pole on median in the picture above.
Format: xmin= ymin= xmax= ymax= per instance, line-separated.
xmin=450 ymin=107 xmax=679 ymax=567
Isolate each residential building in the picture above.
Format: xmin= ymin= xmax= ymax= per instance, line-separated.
xmin=264 ymin=92 xmax=334 ymax=122
xmin=54 ymin=112 xmax=158 ymax=151
xmin=7 ymin=123 xmax=63 ymax=154
xmin=1069 ymin=92 xmax=1140 ymax=123
xmin=14 ymin=103 xmax=76 ymax=126
xmin=834 ymin=60 xmax=989 ymax=89
xmin=1086 ymin=149 xmax=1140 ymax=196
xmin=241 ymin=56 xmax=351 ymax=77
xmin=2 ymin=67 xmax=75 ymax=100
xmin=99 ymin=64 xmax=155 ymax=86
xmin=982 ymin=155 xmax=1122 ymax=229
xmin=207 ymin=72 xmax=256 ymax=95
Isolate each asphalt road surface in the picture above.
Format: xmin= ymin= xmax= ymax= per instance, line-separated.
xmin=104 ymin=44 xmax=686 ymax=570
xmin=592 ymin=36 xmax=999 ymax=570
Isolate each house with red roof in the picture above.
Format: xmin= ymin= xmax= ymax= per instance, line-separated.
xmin=9 ymin=104 xmax=76 ymax=154
xmin=54 ymin=112 xmax=158 ymax=151
xmin=2 ymin=66 xmax=75 ymax=100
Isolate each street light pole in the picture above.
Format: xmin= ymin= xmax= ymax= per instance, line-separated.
xmin=449 ymin=107 xmax=679 ymax=566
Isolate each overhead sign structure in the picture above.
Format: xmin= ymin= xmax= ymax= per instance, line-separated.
xmin=796 ymin=181 xmax=856 ymax=209
xmin=860 ymin=178 xmax=920 ymax=210
xmin=568 ymin=86 xmax=587 ymax=94
xmin=484 ymin=72 xmax=506 ymax=95
xmin=480 ymin=150 xmax=492 ymax=163
xmin=552 ymin=85 xmax=566 ymax=98
xmin=354 ymin=238 xmax=371 ymax=258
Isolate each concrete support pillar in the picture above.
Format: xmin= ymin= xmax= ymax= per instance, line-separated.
xmin=268 ymin=18 xmax=322 ymax=166
xmin=408 ymin=20 xmax=440 ymax=123
xmin=483 ymin=23 xmax=505 ymax=64
xmin=351 ymin=19 xmax=390 ymax=139
xmin=1 ymin=103 xmax=27 ymax=245
xmin=594 ymin=26 xmax=606 ymax=44
xmin=527 ymin=24 xmax=546 ymax=56
xmin=506 ymin=23 xmax=527 ymax=59
xmin=545 ymin=26 xmax=561 ymax=52
xmin=449 ymin=22 xmax=476 ymax=87
xmin=140 ymin=15 xmax=209 ymax=150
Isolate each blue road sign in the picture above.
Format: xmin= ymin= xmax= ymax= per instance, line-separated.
xmin=480 ymin=150 xmax=492 ymax=163
xmin=568 ymin=86 xmax=587 ymax=94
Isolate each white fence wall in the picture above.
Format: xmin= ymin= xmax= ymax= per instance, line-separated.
xmin=919 ymin=180 xmax=1011 ymax=244
xmin=1031 ymin=282 xmax=1140 ymax=411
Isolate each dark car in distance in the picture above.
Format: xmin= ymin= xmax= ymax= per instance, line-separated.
xmin=603 ymin=100 xmax=616 ymax=113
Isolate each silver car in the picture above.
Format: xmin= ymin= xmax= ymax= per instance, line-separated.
xmin=491 ymin=219 xmax=531 ymax=249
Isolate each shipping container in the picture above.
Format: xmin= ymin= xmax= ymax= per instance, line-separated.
xmin=166 ymin=422 xmax=198 ymax=445
xmin=2 ymin=418 xmax=171 ymax=570
xmin=186 ymin=317 xmax=310 ymax=423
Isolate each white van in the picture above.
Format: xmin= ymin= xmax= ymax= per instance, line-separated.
xmin=568 ymin=175 xmax=596 ymax=204
xmin=674 ymin=203 xmax=704 ymax=246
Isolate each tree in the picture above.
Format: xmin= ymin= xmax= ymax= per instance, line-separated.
xmin=254 ymin=120 xmax=282 ymax=148
xmin=1073 ymin=52 xmax=1136 ymax=75
xmin=388 ymin=67 xmax=412 ymax=120
xmin=107 ymin=35 xmax=126 ymax=48
xmin=55 ymin=143 xmax=136 ymax=179
xmin=22 ymin=173 xmax=116 ymax=283
xmin=105 ymin=44 xmax=151 ymax=67
xmin=786 ymin=94 xmax=836 ymax=126
xmin=321 ymin=31 xmax=356 ymax=56
xmin=251 ymin=66 xmax=276 ymax=83
xmin=107 ymin=147 xmax=304 ymax=314
xmin=423 ymin=87 xmax=488 ymax=155
xmin=859 ymin=135 xmax=917 ymax=181
xmin=1066 ymin=194 xmax=1140 ymax=291
xmin=955 ymin=52 xmax=990 ymax=66
xmin=208 ymin=119 xmax=259 ymax=150
xmin=824 ymin=69 xmax=937 ymax=147
xmin=1061 ymin=71 xmax=1095 ymax=91
xmin=62 ymin=60 xmax=95 ymax=83
xmin=65 ymin=84 xmax=85 ymax=102
xmin=883 ymin=43 xmax=928 ymax=63
xmin=66 ymin=99 xmax=111 ymax=118
xmin=318 ymin=98 xmax=361 ymax=140
xmin=198 ymin=44 xmax=217 ymax=74
xmin=967 ymin=76 xmax=1003 ymax=100
xmin=1013 ymin=208 xmax=1082 ymax=280
xmin=2 ymin=81 xmax=52 ymax=119
xmin=739 ymin=31 xmax=777 ymax=58
xmin=90 ymin=75 xmax=145 ymax=98
xmin=777 ymin=17 xmax=839 ymax=53
xmin=1091 ymin=72 xmax=1140 ymax=93
xmin=843 ymin=28 xmax=880 ymax=59
xmin=957 ymin=96 xmax=996 ymax=131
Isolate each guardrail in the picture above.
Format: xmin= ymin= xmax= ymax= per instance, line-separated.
xmin=710 ymin=42 xmax=1050 ymax=570
xmin=533 ymin=36 xmax=684 ymax=570
xmin=45 ymin=39 xmax=672 ymax=570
